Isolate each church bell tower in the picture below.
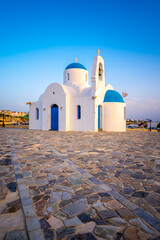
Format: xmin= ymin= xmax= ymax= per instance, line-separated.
xmin=91 ymin=50 xmax=105 ymax=96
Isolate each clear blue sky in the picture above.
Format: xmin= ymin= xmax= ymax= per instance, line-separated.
xmin=0 ymin=0 xmax=160 ymax=120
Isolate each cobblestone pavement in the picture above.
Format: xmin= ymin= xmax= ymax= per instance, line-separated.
xmin=0 ymin=128 xmax=160 ymax=240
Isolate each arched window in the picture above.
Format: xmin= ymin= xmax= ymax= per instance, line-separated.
xmin=67 ymin=73 xmax=70 ymax=80
xmin=77 ymin=105 xmax=81 ymax=119
xmin=99 ymin=63 xmax=103 ymax=80
xmin=36 ymin=108 xmax=39 ymax=120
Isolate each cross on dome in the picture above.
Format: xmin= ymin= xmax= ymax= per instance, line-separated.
xmin=74 ymin=58 xmax=77 ymax=62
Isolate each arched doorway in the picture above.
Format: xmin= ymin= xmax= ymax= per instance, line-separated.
xmin=98 ymin=105 xmax=102 ymax=130
xmin=51 ymin=104 xmax=59 ymax=130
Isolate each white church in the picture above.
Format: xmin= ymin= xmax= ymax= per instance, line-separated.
xmin=28 ymin=51 xmax=126 ymax=132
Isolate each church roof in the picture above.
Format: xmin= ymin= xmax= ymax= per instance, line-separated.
xmin=65 ymin=62 xmax=87 ymax=70
xmin=104 ymin=90 xmax=124 ymax=103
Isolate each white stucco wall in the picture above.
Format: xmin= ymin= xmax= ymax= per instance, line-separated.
xmin=103 ymin=102 xmax=126 ymax=132
xmin=42 ymin=83 xmax=67 ymax=131
xmin=69 ymin=96 xmax=95 ymax=131
xmin=64 ymin=69 xmax=88 ymax=89
xmin=29 ymin=101 xmax=42 ymax=130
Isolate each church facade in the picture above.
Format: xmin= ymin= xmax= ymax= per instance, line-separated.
xmin=28 ymin=51 xmax=126 ymax=132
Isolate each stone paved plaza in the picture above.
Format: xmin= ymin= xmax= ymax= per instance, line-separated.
xmin=0 ymin=128 xmax=160 ymax=240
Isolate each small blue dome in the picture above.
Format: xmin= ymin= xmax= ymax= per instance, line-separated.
xmin=104 ymin=90 xmax=124 ymax=103
xmin=65 ymin=62 xmax=87 ymax=70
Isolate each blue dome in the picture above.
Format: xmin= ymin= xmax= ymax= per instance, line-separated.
xmin=104 ymin=90 xmax=124 ymax=103
xmin=65 ymin=62 xmax=87 ymax=70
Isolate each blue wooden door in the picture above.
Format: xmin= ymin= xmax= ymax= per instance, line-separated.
xmin=98 ymin=105 xmax=102 ymax=130
xmin=51 ymin=105 xmax=59 ymax=130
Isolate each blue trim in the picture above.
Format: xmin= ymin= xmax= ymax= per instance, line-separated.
xmin=77 ymin=105 xmax=81 ymax=119
xmin=103 ymin=90 xmax=124 ymax=103
xmin=36 ymin=108 xmax=39 ymax=120
xmin=98 ymin=105 xmax=101 ymax=129
xmin=65 ymin=63 xmax=87 ymax=70
xmin=51 ymin=104 xmax=59 ymax=130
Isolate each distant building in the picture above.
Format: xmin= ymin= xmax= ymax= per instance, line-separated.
xmin=29 ymin=51 xmax=126 ymax=132
xmin=147 ymin=121 xmax=159 ymax=129
xmin=0 ymin=111 xmax=27 ymax=117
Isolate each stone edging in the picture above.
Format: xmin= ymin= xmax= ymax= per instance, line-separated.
xmin=8 ymin=136 xmax=45 ymax=240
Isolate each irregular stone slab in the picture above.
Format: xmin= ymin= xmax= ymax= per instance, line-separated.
xmin=48 ymin=216 xmax=64 ymax=229
xmin=46 ymin=206 xmax=54 ymax=214
xmin=108 ymin=217 xmax=128 ymax=226
xmin=138 ymin=230 xmax=153 ymax=240
xmin=49 ymin=191 xmax=62 ymax=203
xmin=39 ymin=218 xmax=51 ymax=229
xmin=44 ymin=229 xmax=54 ymax=240
xmin=28 ymin=229 xmax=44 ymax=240
xmin=101 ymin=196 xmax=113 ymax=202
xmin=92 ymin=201 xmax=106 ymax=211
xmin=54 ymin=185 xmax=74 ymax=193
xmin=0 ymin=166 xmax=10 ymax=174
xmin=68 ymin=233 xmax=97 ymax=240
xmin=64 ymin=217 xmax=82 ymax=227
xmin=116 ymin=208 xmax=136 ymax=220
xmin=131 ymin=191 xmax=148 ymax=198
xmin=38 ymin=184 xmax=49 ymax=192
xmin=60 ymin=200 xmax=71 ymax=208
xmin=77 ymin=222 xmax=96 ymax=234
xmin=87 ymin=194 xmax=99 ymax=204
xmin=84 ymin=208 xmax=96 ymax=216
xmin=98 ymin=210 xmax=118 ymax=219
xmin=120 ymin=188 xmax=135 ymax=195
xmin=5 ymin=230 xmax=27 ymax=240
xmin=23 ymin=171 xmax=32 ymax=177
xmin=124 ymin=226 xmax=139 ymax=240
xmin=104 ymin=200 xmax=123 ymax=209
xmin=6 ymin=182 xmax=17 ymax=192
xmin=1 ymin=199 xmax=21 ymax=214
xmin=54 ymin=211 xmax=68 ymax=220
xmin=49 ymin=179 xmax=56 ymax=185
xmin=67 ymin=176 xmax=82 ymax=185
xmin=0 ymin=186 xmax=8 ymax=200
xmin=98 ymin=192 xmax=110 ymax=197
xmin=62 ymin=192 xmax=72 ymax=200
xmin=33 ymin=194 xmax=43 ymax=203
xmin=78 ymin=213 xmax=93 ymax=223
xmin=146 ymin=195 xmax=160 ymax=207
xmin=61 ymin=199 xmax=87 ymax=217
xmin=76 ymin=188 xmax=94 ymax=196
xmin=30 ymin=188 xmax=40 ymax=196
xmin=70 ymin=194 xmax=85 ymax=203
xmin=131 ymin=172 xmax=146 ymax=179
xmin=3 ymin=158 xmax=12 ymax=166
xmin=56 ymin=227 xmax=76 ymax=239
xmin=94 ymin=225 xmax=121 ymax=239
